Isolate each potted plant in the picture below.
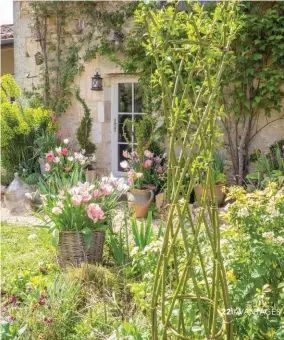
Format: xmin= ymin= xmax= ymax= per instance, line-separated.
xmin=39 ymin=176 xmax=129 ymax=267
xmin=195 ymin=150 xmax=227 ymax=206
xmin=120 ymin=150 xmax=166 ymax=218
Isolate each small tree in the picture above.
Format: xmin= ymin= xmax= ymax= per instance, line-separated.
xmin=76 ymin=89 xmax=96 ymax=156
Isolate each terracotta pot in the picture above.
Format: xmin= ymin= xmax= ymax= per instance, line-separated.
xmin=130 ymin=188 xmax=154 ymax=218
xmin=195 ymin=184 xmax=225 ymax=206
xmin=143 ymin=184 xmax=157 ymax=191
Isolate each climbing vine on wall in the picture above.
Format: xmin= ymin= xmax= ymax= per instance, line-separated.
xmin=221 ymin=1 xmax=284 ymax=185
xmin=28 ymin=1 xmax=137 ymax=115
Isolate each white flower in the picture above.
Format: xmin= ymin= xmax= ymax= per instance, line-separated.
xmin=28 ymin=234 xmax=37 ymax=240
xmin=52 ymin=207 xmax=62 ymax=215
xmin=237 ymin=207 xmax=249 ymax=217
xmin=80 ymin=160 xmax=86 ymax=165
xmin=63 ymin=138 xmax=69 ymax=145
xmin=68 ymin=186 xmax=80 ymax=196
xmin=262 ymin=232 xmax=274 ymax=240
xmin=275 ymin=236 xmax=284 ymax=244
xmin=53 ymin=156 xmax=60 ymax=163
xmin=120 ymin=161 xmax=129 ymax=169
xmin=67 ymin=156 xmax=74 ymax=162
xmin=81 ymin=149 xmax=86 ymax=155
xmin=25 ymin=193 xmax=33 ymax=200
xmin=270 ymin=207 xmax=280 ymax=217
xmin=57 ymin=201 xmax=64 ymax=209
xmin=130 ymin=246 xmax=139 ymax=257
xmin=55 ymin=147 xmax=62 ymax=154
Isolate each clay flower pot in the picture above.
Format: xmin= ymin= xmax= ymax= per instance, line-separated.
xmin=130 ymin=188 xmax=154 ymax=218
xmin=195 ymin=184 xmax=225 ymax=206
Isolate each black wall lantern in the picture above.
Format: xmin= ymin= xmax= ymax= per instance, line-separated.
xmin=91 ymin=69 xmax=103 ymax=91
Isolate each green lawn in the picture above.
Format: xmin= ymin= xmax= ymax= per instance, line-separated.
xmin=1 ymin=224 xmax=56 ymax=294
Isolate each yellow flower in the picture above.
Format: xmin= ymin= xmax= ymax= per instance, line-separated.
xmin=227 ymin=269 xmax=236 ymax=283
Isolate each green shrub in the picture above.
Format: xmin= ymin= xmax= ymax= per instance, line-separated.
xmin=0 ymin=75 xmax=56 ymax=179
xmin=76 ymin=89 xmax=96 ymax=157
xmin=222 ymin=183 xmax=284 ymax=339
xmin=246 ymin=142 xmax=284 ymax=191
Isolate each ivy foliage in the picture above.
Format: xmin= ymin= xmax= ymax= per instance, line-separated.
xmin=223 ymin=2 xmax=284 ymax=117
xmin=28 ymin=1 xmax=137 ymax=115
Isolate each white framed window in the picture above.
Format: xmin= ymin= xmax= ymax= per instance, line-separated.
xmin=111 ymin=79 xmax=144 ymax=176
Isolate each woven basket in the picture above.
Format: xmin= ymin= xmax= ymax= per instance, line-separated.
xmin=57 ymin=231 xmax=105 ymax=268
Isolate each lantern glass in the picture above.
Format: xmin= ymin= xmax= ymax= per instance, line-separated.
xmin=91 ymin=71 xmax=103 ymax=91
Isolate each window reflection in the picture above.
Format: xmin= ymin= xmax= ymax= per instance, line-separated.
xmin=118 ymin=83 xmax=132 ymax=113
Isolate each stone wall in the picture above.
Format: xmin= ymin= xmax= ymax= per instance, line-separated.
xmin=13 ymin=1 xmax=284 ymax=179
xmin=13 ymin=1 xmax=135 ymax=175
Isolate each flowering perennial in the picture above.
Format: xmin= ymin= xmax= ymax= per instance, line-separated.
xmin=120 ymin=149 xmax=166 ymax=189
xmin=38 ymin=176 xmax=129 ymax=246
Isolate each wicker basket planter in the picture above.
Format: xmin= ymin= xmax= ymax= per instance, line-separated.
xmin=57 ymin=230 xmax=105 ymax=268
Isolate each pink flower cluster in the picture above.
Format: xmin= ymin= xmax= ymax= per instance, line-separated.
xmin=120 ymin=149 xmax=166 ymax=187
xmin=49 ymin=178 xmax=129 ymax=223
xmin=44 ymin=144 xmax=89 ymax=173
xmin=127 ymin=169 xmax=143 ymax=185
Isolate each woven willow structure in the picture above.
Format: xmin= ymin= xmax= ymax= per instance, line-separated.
xmin=141 ymin=1 xmax=240 ymax=339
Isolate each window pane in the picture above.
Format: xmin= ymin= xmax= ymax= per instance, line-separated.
xmin=118 ymin=83 xmax=132 ymax=113
xmin=134 ymin=83 xmax=143 ymax=113
xmin=118 ymin=114 xmax=132 ymax=143
xmin=133 ymin=115 xmax=143 ymax=143
xmin=118 ymin=144 xmax=132 ymax=171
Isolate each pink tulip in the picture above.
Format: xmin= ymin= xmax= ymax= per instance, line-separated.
xmin=52 ymin=207 xmax=62 ymax=215
xmin=128 ymin=169 xmax=135 ymax=178
xmin=87 ymin=204 xmax=104 ymax=221
xmin=93 ymin=189 xmax=102 ymax=198
xmin=72 ymin=194 xmax=83 ymax=206
xmin=136 ymin=172 xmax=143 ymax=178
xmin=144 ymin=150 xmax=153 ymax=158
xmin=157 ymin=166 xmax=164 ymax=174
xmin=128 ymin=177 xmax=134 ymax=185
xmin=45 ymin=163 xmax=51 ymax=172
xmin=46 ymin=152 xmax=54 ymax=162
xmin=101 ymin=184 xmax=113 ymax=196
xmin=154 ymin=156 xmax=161 ymax=164
xmin=61 ymin=148 xmax=68 ymax=156
xmin=82 ymin=192 xmax=92 ymax=203
xmin=143 ymin=159 xmax=153 ymax=168
xmin=64 ymin=167 xmax=71 ymax=172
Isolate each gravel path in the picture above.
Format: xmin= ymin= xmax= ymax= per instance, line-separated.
xmin=1 ymin=201 xmax=45 ymax=226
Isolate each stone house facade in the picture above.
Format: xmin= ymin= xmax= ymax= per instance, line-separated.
xmin=13 ymin=1 xmax=284 ymax=181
